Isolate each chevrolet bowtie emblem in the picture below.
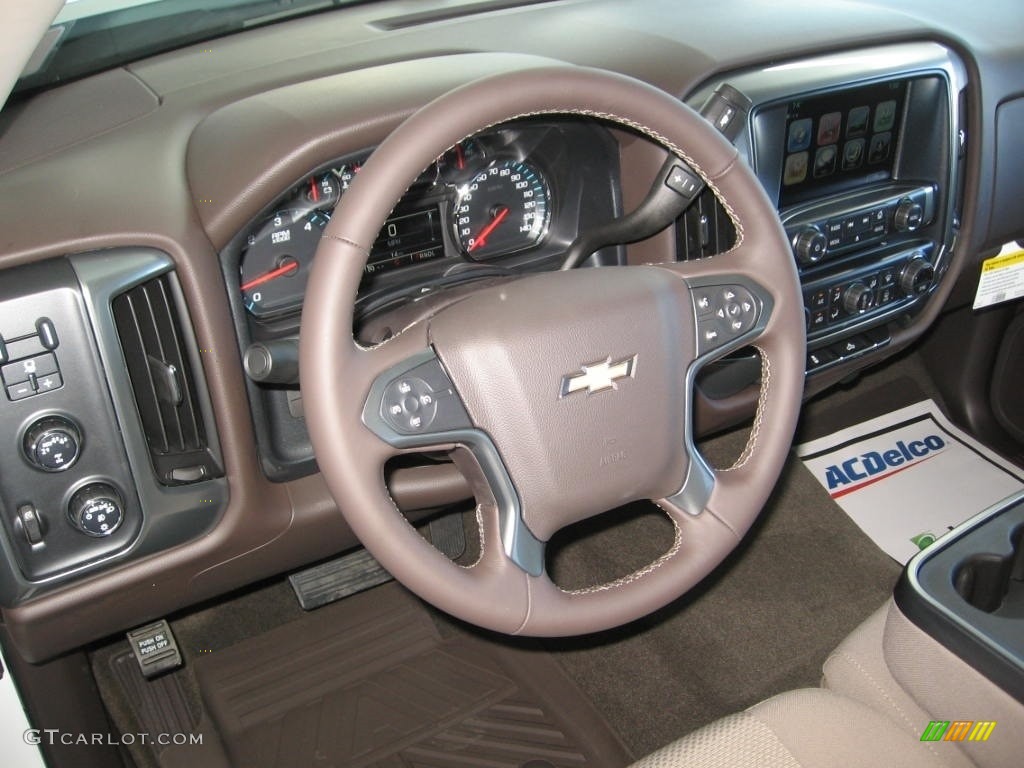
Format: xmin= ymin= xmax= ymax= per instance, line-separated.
xmin=560 ymin=355 xmax=638 ymax=397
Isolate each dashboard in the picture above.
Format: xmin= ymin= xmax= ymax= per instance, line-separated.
xmin=0 ymin=0 xmax=1022 ymax=661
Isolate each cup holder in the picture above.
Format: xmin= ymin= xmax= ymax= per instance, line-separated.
xmin=954 ymin=525 xmax=1024 ymax=616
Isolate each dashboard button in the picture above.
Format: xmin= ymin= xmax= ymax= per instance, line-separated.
xmin=7 ymin=381 xmax=35 ymax=401
xmin=832 ymin=336 xmax=869 ymax=358
xmin=807 ymin=348 xmax=837 ymax=369
xmin=36 ymin=318 xmax=59 ymax=350
xmin=2 ymin=352 xmax=58 ymax=385
xmin=3 ymin=336 xmax=46 ymax=363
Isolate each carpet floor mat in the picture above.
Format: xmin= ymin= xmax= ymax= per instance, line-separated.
xmin=193 ymin=582 xmax=632 ymax=768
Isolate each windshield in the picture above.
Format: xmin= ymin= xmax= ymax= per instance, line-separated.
xmin=15 ymin=0 xmax=357 ymax=96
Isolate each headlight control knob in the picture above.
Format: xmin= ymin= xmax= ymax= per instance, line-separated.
xmin=68 ymin=483 xmax=124 ymax=537
xmin=23 ymin=416 xmax=82 ymax=472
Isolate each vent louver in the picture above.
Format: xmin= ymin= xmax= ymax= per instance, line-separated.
xmin=112 ymin=275 xmax=221 ymax=485
xmin=675 ymin=187 xmax=738 ymax=261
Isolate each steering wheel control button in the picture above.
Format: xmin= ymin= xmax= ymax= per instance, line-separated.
xmin=376 ymin=355 xmax=472 ymax=438
xmin=665 ymin=164 xmax=702 ymax=200
xmin=23 ymin=415 xmax=82 ymax=472
xmin=694 ymin=283 xmax=760 ymax=354
xmin=382 ymin=377 xmax=438 ymax=432
xmin=68 ymin=483 xmax=124 ymax=537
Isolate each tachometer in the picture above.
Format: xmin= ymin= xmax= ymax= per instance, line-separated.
xmin=240 ymin=209 xmax=329 ymax=317
xmin=453 ymin=159 xmax=550 ymax=260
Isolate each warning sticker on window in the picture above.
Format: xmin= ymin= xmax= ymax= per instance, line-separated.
xmin=974 ymin=241 xmax=1024 ymax=310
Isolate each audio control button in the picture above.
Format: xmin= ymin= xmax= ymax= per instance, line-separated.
xmin=793 ymin=227 xmax=827 ymax=265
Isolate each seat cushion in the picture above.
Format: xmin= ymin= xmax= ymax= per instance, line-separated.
xmin=631 ymin=688 xmax=960 ymax=768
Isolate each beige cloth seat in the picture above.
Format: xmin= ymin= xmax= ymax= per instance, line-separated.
xmin=631 ymin=686 xmax=956 ymax=768
xmin=630 ymin=597 xmax=1024 ymax=768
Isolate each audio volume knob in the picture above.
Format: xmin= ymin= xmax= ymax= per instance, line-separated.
xmin=893 ymin=200 xmax=924 ymax=232
xmin=899 ymin=255 xmax=935 ymax=296
xmin=842 ymin=282 xmax=876 ymax=314
xmin=23 ymin=416 xmax=82 ymax=472
xmin=68 ymin=483 xmax=123 ymax=537
xmin=793 ymin=227 xmax=828 ymax=265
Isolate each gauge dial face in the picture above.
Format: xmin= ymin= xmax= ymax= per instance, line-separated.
xmin=436 ymin=139 xmax=484 ymax=182
xmin=240 ymin=209 xmax=329 ymax=317
xmin=454 ymin=159 xmax=550 ymax=260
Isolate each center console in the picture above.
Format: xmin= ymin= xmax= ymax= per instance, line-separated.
xmin=686 ymin=42 xmax=967 ymax=382
xmin=897 ymin=491 xmax=1024 ymax=702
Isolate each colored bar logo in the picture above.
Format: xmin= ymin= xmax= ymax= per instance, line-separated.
xmin=921 ymin=720 xmax=997 ymax=742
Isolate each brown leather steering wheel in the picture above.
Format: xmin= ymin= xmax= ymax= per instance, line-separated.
xmin=300 ymin=66 xmax=805 ymax=636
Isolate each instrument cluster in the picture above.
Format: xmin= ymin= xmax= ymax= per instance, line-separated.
xmin=236 ymin=125 xmax=582 ymax=320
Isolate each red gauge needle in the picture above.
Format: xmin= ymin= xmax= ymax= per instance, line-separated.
xmin=468 ymin=206 xmax=509 ymax=252
xmin=241 ymin=260 xmax=299 ymax=291
xmin=309 ymin=178 xmax=320 ymax=203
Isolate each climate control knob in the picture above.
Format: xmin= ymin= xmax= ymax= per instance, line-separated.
xmin=23 ymin=416 xmax=81 ymax=472
xmin=68 ymin=483 xmax=123 ymax=537
xmin=899 ymin=255 xmax=935 ymax=296
xmin=893 ymin=200 xmax=924 ymax=232
xmin=793 ymin=227 xmax=828 ymax=265
xmin=843 ymin=282 xmax=876 ymax=314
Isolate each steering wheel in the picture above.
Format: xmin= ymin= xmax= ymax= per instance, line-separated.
xmin=300 ymin=66 xmax=805 ymax=636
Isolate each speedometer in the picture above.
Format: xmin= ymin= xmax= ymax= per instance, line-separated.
xmin=453 ymin=159 xmax=550 ymax=260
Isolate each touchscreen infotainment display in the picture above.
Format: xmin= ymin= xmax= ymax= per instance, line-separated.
xmin=779 ymin=79 xmax=907 ymax=207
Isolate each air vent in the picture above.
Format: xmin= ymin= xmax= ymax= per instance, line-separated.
xmin=112 ymin=275 xmax=221 ymax=485
xmin=675 ymin=187 xmax=737 ymax=261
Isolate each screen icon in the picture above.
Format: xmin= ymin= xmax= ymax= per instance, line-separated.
xmin=783 ymin=152 xmax=809 ymax=185
xmin=813 ymin=145 xmax=837 ymax=178
xmin=847 ymin=106 xmax=870 ymax=137
xmin=868 ymin=132 xmax=892 ymax=164
xmin=874 ymin=100 xmax=897 ymax=132
xmin=787 ymin=118 xmax=812 ymax=152
xmin=843 ymin=138 xmax=865 ymax=169
xmin=817 ymin=112 xmax=841 ymax=145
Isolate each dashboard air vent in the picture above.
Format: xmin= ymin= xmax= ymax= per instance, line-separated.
xmin=675 ymin=187 xmax=737 ymax=261
xmin=112 ymin=275 xmax=221 ymax=485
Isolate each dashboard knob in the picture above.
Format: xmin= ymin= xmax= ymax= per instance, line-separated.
xmin=893 ymin=200 xmax=924 ymax=232
xmin=899 ymin=255 xmax=935 ymax=296
xmin=68 ymin=483 xmax=124 ymax=537
xmin=793 ymin=227 xmax=828 ymax=265
xmin=23 ymin=416 xmax=82 ymax=472
xmin=842 ymin=282 xmax=876 ymax=314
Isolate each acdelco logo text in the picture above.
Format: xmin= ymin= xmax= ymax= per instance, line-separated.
xmin=824 ymin=435 xmax=946 ymax=495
